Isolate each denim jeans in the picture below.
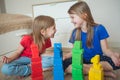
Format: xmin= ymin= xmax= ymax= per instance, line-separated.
xmin=42 ymin=56 xmax=53 ymax=69
xmin=1 ymin=57 xmax=31 ymax=77
xmin=1 ymin=56 xmax=54 ymax=77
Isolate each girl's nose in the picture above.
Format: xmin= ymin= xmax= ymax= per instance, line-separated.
xmin=71 ymin=20 xmax=74 ymax=23
xmin=55 ymin=29 xmax=57 ymax=33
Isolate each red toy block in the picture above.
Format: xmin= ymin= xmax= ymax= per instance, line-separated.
xmin=31 ymin=72 xmax=43 ymax=78
xmin=32 ymin=76 xmax=43 ymax=80
xmin=31 ymin=43 xmax=39 ymax=58
xmin=31 ymin=63 xmax=42 ymax=69
xmin=32 ymin=77 xmax=43 ymax=80
xmin=32 ymin=57 xmax=42 ymax=62
xmin=31 ymin=43 xmax=43 ymax=80
xmin=32 ymin=67 xmax=42 ymax=72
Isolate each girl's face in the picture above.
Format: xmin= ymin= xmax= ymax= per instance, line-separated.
xmin=69 ymin=14 xmax=85 ymax=28
xmin=43 ymin=25 xmax=56 ymax=38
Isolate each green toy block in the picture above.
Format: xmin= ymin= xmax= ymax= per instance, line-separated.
xmin=72 ymin=60 xmax=83 ymax=68
xmin=72 ymin=56 xmax=83 ymax=68
xmin=72 ymin=67 xmax=84 ymax=80
xmin=72 ymin=77 xmax=84 ymax=80
xmin=72 ymin=67 xmax=83 ymax=74
xmin=72 ymin=49 xmax=84 ymax=54
xmin=72 ymin=59 xmax=81 ymax=67
xmin=72 ymin=49 xmax=84 ymax=68
xmin=72 ymin=49 xmax=84 ymax=59
xmin=72 ymin=52 xmax=82 ymax=60
xmin=73 ymin=41 xmax=82 ymax=49
xmin=72 ymin=74 xmax=84 ymax=80
xmin=72 ymin=41 xmax=84 ymax=80
xmin=72 ymin=62 xmax=83 ymax=69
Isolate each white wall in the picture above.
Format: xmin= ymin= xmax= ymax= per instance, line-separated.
xmin=85 ymin=0 xmax=120 ymax=47
xmin=4 ymin=0 xmax=120 ymax=47
xmin=5 ymin=0 xmax=73 ymax=16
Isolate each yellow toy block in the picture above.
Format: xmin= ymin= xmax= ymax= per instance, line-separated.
xmin=89 ymin=55 xmax=104 ymax=80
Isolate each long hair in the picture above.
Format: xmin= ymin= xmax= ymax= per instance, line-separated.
xmin=68 ymin=1 xmax=97 ymax=48
xmin=32 ymin=15 xmax=55 ymax=50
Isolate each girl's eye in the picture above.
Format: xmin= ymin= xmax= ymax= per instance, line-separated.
xmin=71 ymin=17 xmax=74 ymax=19
xmin=53 ymin=27 xmax=56 ymax=30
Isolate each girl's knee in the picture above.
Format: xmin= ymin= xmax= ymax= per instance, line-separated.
xmin=42 ymin=56 xmax=53 ymax=69
xmin=1 ymin=64 xmax=31 ymax=77
xmin=1 ymin=64 xmax=13 ymax=75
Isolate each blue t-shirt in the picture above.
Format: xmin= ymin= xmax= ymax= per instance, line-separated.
xmin=69 ymin=24 xmax=109 ymax=62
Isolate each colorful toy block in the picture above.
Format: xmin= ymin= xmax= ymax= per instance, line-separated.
xmin=89 ymin=55 xmax=104 ymax=80
xmin=72 ymin=41 xmax=84 ymax=80
xmin=53 ymin=43 xmax=64 ymax=80
xmin=31 ymin=43 xmax=43 ymax=80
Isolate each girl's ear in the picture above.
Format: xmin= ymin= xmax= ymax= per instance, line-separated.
xmin=81 ymin=13 xmax=87 ymax=19
xmin=84 ymin=13 xmax=87 ymax=16
xmin=40 ymin=29 xmax=45 ymax=35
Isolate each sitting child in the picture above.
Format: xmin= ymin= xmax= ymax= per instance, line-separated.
xmin=63 ymin=1 xmax=120 ymax=79
xmin=1 ymin=15 xmax=56 ymax=78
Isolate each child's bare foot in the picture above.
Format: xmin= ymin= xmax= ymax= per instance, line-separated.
xmin=43 ymin=67 xmax=53 ymax=71
xmin=65 ymin=65 xmax=72 ymax=73
xmin=15 ymin=76 xmax=24 ymax=80
xmin=100 ymin=62 xmax=113 ymax=71
xmin=83 ymin=64 xmax=91 ymax=75
xmin=65 ymin=64 xmax=91 ymax=74
xmin=104 ymin=71 xmax=116 ymax=79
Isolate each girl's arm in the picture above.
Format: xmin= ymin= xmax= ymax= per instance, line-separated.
xmin=63 ymin=45 xmax=73 ymax=60
xmin=101 ymin=39 xmax=120 ymax=66
xmin=63 ymin=52 xmax=72 ymax=60
xmin=2 ymin=44 xmax=24 ymax=63
xmin=42 ymin=47 xmax=53 ymax=56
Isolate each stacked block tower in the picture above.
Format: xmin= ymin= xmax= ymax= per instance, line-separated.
xmin=89 ymin=55 xmax=104 ymax=80
xmin=31 ymin=43 xmax=43 ymax=80
xmin=53 ymin=43 xmax=64 ymax=80
xmin=72 ymin=41 xmax=84 ymax=80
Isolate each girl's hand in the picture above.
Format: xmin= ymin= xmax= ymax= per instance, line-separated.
xmin=63 ymin=55 xmax=67 ymax=60
xmin=63 ymin=52 xmax=72 ymax=61
xmin=1 ymin=56 xmax=11 ymax=63
xmin=111 ymin=52 xmax=120 ymax=66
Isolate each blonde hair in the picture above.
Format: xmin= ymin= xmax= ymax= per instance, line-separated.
xmin=32 ymin=15 xmax=55 ymax=50
xmin=68 ymin=1 xmax=97 ymax=47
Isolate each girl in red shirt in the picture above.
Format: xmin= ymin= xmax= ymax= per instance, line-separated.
xmin=1 ymin=15 xmax=56 ymax=78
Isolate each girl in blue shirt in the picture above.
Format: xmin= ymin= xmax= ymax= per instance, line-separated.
xmin=63 ymin=1 xmax=120 ymax=78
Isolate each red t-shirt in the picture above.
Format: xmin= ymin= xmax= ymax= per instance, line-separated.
xmin=20 ymin=35 xmax=51 ymax=58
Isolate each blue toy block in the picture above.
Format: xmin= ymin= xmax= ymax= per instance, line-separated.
xmin=54 ymin=58 xmax=63 ymax=66
xmin=54 ymin=43 xmax=62 ymax=50
xmin=54 ymin=51 xmax=63 ymax=58
xmin=53 ymin=43 xmax=64 ymax=80
xmin=54 ymin=43 xmax=63 ymax=58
